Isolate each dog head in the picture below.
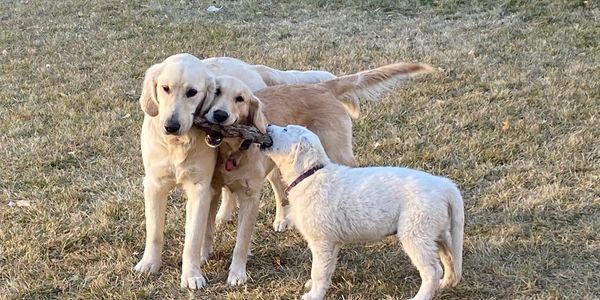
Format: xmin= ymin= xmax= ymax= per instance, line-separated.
xmin=263 ymin=124 xmax=329 ymax=175
xmin=139 ymin=53 xmax=216 ymax=136
xmin=202 ymin=75 xmax=267 ymax=134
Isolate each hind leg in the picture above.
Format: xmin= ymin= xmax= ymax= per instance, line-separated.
xmin=308 ymin=117 xmax=358 ymax=167
xmin=268 ymin=168 xmax=294 ymax=231
xmin=227 ymin=189 xmax=261 ymax=285
xmin=216 ymin=186 xmax=236 ymax=224
xmin=311 ymin=122 xmax=357 ymax=167
xmin=437 ymin=230 xmax=457 ymax=289
xmin=401 ymin=238 xmax=442 ymax=300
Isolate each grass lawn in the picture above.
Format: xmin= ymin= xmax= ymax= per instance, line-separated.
xmin=1 ymin=0 xmax=598 ymax=299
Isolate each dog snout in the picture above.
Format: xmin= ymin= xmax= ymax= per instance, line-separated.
xmin=212 ymin=109 xmax=229 ymax=123
xmin=164 ymin=118 xmax=181 ymax=134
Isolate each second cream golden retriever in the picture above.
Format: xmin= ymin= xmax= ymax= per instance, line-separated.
xmin=201 ymin=63 xmax=433 ymax=285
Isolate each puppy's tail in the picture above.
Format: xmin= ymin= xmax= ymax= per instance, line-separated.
xmin=251 ymin=65 xmax=336 ymax=86
xmin=442 ymin=183 xmax=464 ymax=287
xmin=321 ymin=63 xmax=434 ymax=119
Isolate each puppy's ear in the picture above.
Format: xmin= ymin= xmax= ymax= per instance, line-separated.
xmin=248 ymin=95 xmax=267 ymax=134
xmin=298 ymin=135 xmax=311 ymax=149
xmin=139 ymin=63 xmax=163 ymax=117
xmin=292 ymin=134 xmax=314 ymax=172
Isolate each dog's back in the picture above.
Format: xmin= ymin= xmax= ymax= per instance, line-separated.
xmin=256 ymin=86 xmax=357 ymax=166
xmin=293 ymin=163 xmax=464 ymax=287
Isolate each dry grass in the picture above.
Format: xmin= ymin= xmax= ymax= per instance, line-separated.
xmin=1 ymin=0 xmax=599 ymax=299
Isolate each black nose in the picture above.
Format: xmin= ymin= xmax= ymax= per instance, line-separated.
xmin=213 ymin=110 xmax=229 ymax=123
xmin=164 ymin=119 xmax=180 ymax=134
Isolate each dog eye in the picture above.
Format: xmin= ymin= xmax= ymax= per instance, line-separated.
xmin=162 ymin=86 xmax=170 ymax=93
xmin=186 ymin=89 xmax=197 ymax=98
xmin=283 ymin=128 xmax=288 ymax=132
xmin=215 ymin=88 xmax=221 ymax=96
xmin=235 ymin=96 xmax=244 ymax=102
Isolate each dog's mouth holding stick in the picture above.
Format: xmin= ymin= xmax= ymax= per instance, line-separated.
xmin=192 ymin=114 xmax=273 ymax=149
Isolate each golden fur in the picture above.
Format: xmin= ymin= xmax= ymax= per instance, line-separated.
xmin=202 ymin=62 xmax=434 ymax=285
xmin=134 ymin=53 xmax=337 ymax=289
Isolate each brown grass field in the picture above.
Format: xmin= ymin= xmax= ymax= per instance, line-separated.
xmin=1 ymin=0 xmax=599 ymax=299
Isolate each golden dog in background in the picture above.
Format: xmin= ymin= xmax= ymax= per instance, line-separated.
xmin=201 ymin=63 xmax=433 ymax=284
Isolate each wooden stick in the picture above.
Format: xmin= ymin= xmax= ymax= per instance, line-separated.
xmin=192 ymin=116 xmax=273 ymax=146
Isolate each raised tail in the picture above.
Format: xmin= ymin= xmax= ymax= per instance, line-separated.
xmin=321 ymin=63 xmax=434 ymax=119
xmin=251 ymin=64 xmax=336 ymax=86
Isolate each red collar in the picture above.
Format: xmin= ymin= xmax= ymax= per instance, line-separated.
xmin=285 ymin=164 xmax=324 ymax=194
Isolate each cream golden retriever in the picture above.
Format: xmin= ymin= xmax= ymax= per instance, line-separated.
xmin=201 ymin=63 xmax=433 ymax=285
xmin=263 ymin=124 xmax=464 ymax=300
xmin=134 ymin=53 xmax=335 ymax=289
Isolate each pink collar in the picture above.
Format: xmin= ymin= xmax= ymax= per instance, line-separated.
xmin=285 ymin=164 xmax=324 ymax=194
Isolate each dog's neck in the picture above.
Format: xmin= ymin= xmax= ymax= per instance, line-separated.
xmin=284 ymin=164 xmax=325 ymax=194
xmin=276 ymin=150 xmax=330 ymax=191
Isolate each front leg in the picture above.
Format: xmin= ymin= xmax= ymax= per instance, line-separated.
xmin=227 ymin=189 xmax=261 ymax=285
xmin=134 ymin=176 xmax=172 ymax=274
xmin=180 ymin=180 xmax=213 ymax=289
xmin=302 ymin=242 xmax=340 ymax=300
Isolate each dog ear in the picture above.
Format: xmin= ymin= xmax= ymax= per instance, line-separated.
xmin=197 ymin=76 xmax=217 ymax=117
xmin=298 ymin=135 xmax=311 ymax=149
xmin=292 ymin=134 xmax=315 ymax=172
xmin=139 ymin=63 xmax=163 ymax=117
xmin=248 ymin=95 xmax=267 ymax=134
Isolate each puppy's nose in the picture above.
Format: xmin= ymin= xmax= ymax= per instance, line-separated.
xmin=213 ymin=109 xmax=229 ymax=123
xmin=164 ymin=119 xmax=180 ymax=134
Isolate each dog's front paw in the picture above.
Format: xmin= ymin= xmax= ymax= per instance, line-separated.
xmin=133 ymin=256 xmax=161 ymax=274
xmin=273 ymin=216 xmax=294 ymax=232
xmin=226 ymin=269 xmax=248 ymax=286
xmin=180 ymin=268 xmax=207 ymax=289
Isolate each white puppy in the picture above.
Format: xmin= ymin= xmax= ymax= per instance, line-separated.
xmin=263 ymin=125 xmax=464 ymax=300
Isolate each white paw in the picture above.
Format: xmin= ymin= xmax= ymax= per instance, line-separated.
xmin=227 ymin=269 xmax=248 ymax=286
xmin=133 ymin=256 xmax=161 ymax=274
xmin=438 ymin=278 xmax=456 ymax=290
xmin=301 ymin=292 xmax=322 ymax=300
xmin=180 ymin=269 xmax=207 ymax=289
xmin=304 ymin=279 xmax=312 ymax=289
xmin=216 ymin=211 xmax=233 ymax=224
xmin=273 ymin=216 xmax=294 ymax=232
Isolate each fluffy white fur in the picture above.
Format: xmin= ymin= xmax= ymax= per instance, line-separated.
xmin=264 ymin=125 xmax=464 ymax=300
xmin=135 ymin=53 xmax=336 ymax=289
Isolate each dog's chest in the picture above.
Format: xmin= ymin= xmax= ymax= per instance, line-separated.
xmin=163 ymin=134 xmax=211 ymax=184
xmin=215 ymin=144 xmax=265 ymax=195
